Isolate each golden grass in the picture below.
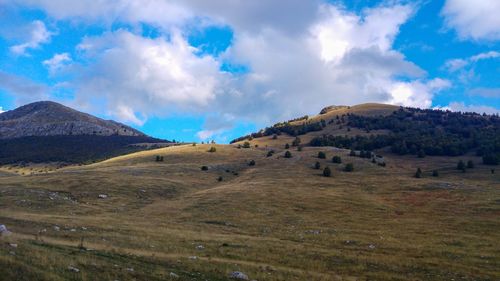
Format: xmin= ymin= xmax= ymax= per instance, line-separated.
xmin=0 ymin=143 xmax=499 ymax=280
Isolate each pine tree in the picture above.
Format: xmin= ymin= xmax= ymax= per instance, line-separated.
xmin=314 ymin=161 xmax=321 ymax=169
xmin=415 ymin=168 xmax=422 ymax=178
xmin=344 ymin=163 xmax=354 ymax=172
xmin=467 ymin=160 xmax=474 ymax=169
xmin=332 ymin=156 xmax=342 ymax=163
xmin=284 ymin=150 xmax=292 ymax=158
xmin=318 ymin=151 xmax=326 ymax=159
xmin=432 ymin=170 xmax=439 ymax=177
xmin=323 ymin=167 xmax=332 ymax=177
xmin=285 ymin=143 xmax=290 ymax=149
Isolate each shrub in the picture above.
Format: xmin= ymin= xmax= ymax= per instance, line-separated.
xmin=267 ymin=150 xmax=275 ymax=157
xmin=248 ymin=160 xmax=256 ymax=166
xmin=155 ymin=155 xmax=164 ymax=162
xmin=285 ymin=143 xmax=290 ymax=149
xmin=243 ymin=142 xmax=251 ymax=148
xmin=292 ymin=137 xmax=301 ymax=147
xmin=297 ymin=146 xmax=303 ymax=151
xmin=432 ymin=170 xmax=439 ymax=177
xmin=415 ymin=168 xmax=422 ymax=178
xmin=344 ymin=163 xmax=354 ymax=172
xmin=272 ymin=134 xmax=278 ymax=140
xmin=467 ymin=160 xmax=474 ymax=169
xmin=456 ymin=160 xmax=465 ymax=170
xmin=332 ymin=156 xmax=342 ymax=163
xmin=318 ymin=151 xmax=326 ymax=159
xmin=208 ymin=147 xmax=217 ymax=153
xmin=284 ymin=151 xmax=292 ymax=158
xmin=323 ymin=167 xmax=332 ymax=177
xmin=217 ymin=176 xmax=223 ymax=182
xmin=201 ymin=166 xmax=208 ymax=171
xmin=314 ymin=161 xmax=321 ymax=170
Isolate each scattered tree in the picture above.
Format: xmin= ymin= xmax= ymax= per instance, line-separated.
xmin=272 ymin=134 xmax=278 ymax=140
xmin=344 ymin=163 xmax=354 ymax=172
xmin=467 ymin=160 xmax=474 ymax=169
xmin=314 ymin=161 xmax=321 ymax=170
xmin=243 ymin=142 xmax=251 ymax=148
xmin=318 ymin=151 xmax=326 ymax=159
xmin=201 ymin=166 xmax=208 ymax=171
xmin=432 ymin=170 xmax=439 ymax=177
xmin=332 ymin=156 xmax=342 ymax=163
xmin=285 ymin=143 xmax=290 ymax=149
xmin=292 ymin=137 xmax=301 ymax=147
xmin=217 ymin=176 xmax=223 ymax=182
xmin=457 ymin=160 xmax=466 ymax=171
xmin=267 ymin=150 xmax=275 ymax=157
xmin=248 ymin=160 xmax=256 ymax=166
xmin=284 ymin=151 xmax=292 ymax=158
xmin=350 ymin=150 xmax=356 ymax=156
xmin=208 ymin=147 xmax=217 ymax=153
xmin=323 ymin=167 xmax=332 ymax=177
xmin=415 ymin=168 xmax=422 ymax=178
xmin=417 ymin=149 xmax=426 ymax=158
xmin=297 ymin=146 xmax=303 ymax=151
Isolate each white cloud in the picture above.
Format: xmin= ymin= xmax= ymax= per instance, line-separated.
xmin=468 ymin=88 xmax=500 ymax=98
xmin=0 ymin=71 xmax=49 ymax=104
xmin=387 ymin=79 xmax=451 ymax=108
xmin=10 ymin=20 xmax=53 ymax=55
xmin=43 ymin=53 xmax=72 ymax=74
xmin=72 ymin=30 xmax=222 ymax=124
xmin=0 ymin=107 xmax=4 ymax=114
xmin=442 ymin=0 xmax=500 ymax=41
xmin=437 ymin=102 xmax=499 ymax=114
xmin=446 ymin=50 xmax=500 ymax=72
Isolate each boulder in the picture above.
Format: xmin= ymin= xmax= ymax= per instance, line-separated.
xmin=229 ymin=271 xmax=249 ymax=280
xmin=0 ymin=224 xmax=11 ymax=236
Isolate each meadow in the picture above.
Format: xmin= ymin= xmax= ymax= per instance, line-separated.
xmin=0 ymin=141 xmax=499 ymax=280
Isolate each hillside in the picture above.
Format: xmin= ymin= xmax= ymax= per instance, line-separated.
xmin=232 ymin=103 xmax=500 ymax=165
xmin=0 ymin=143 xmax=498 ymax=280
xmin=0 ymin=101 xmax=170 ymax=165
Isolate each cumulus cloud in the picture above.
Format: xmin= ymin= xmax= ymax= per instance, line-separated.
xmin=72 ymin=30 xmax=222 ymax=125
xmin=0 ymin=71 xmax=49 ymax=104
xmin=10 ymin=20 xmax=53 ymax=55
xmin=442 ymin=0 xmax=500 ymax=41
xmin=43 ymin=53 xmax=72 ymax=74
xmin=0 ymin=107 xmax=4 ymax=114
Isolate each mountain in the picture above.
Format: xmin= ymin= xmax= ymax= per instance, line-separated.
xmin=0 ymin=101 xmax=169 ymax=164
xmin=232 ymin=103 xmax=500 ymax=165
xmin=0 ymin=101 xmax=144 ymax=139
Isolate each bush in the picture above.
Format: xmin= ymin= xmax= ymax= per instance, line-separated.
xmin=155 ymin=155 xmax=164 ymax=162
xmin=457 ymin=160 xmax=465 ymax=170
xmin=318 ymin=151 xmax=326 ymax=159
xmin=292 ymin=137 xmax=301 ymax=147
xmin=323 ymin=167 xmax=332 ymax=177
xmin=415 ymin=168 xmax=422 ymax=178
xmin=267 ymin=150 xmax=275 ymax=157
xmin=272 ymin=134 xmax=278 ymax=140
xmin=208 ymin=147 xmax=217 ymax=153
xmin=217 ymin=176 xmax=223 ymax=182
xmin=344 ymin=163 xmax=354 ymax=172
xmin=201 ymin=166 xmax=208 ymax=171
xmin=285 ymin=143 xmax=290 ymax=149
xmin=243 ymin=142 xmax=251 ymax=148
xmin=248 ymin=160 xmax=256 ymax=166
xmin=467 ymin=160 xmax=474 ymax=169
xmin=432 ymin=170 xmax=439 ymax=177
xmin=332 ymin=156 xmax=342 ymax=163
xmin=314 ymin=161 xmax=321 ymax=169
xmin=284 ymin=151 xmax=292 ymax=158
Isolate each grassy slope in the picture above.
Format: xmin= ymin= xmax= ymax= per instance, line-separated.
xmin=0 ymin=141 xmax=499 ymax=280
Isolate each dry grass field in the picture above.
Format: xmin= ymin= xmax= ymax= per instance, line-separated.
xmin=1 ymin=140 xmax=499 ymax=280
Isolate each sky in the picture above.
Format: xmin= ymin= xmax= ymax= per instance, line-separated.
xmin=0 ymin=0 xmax=499 ymax=143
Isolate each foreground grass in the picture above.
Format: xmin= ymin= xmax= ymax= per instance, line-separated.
xmin=1 ymin=144 xmax=499 ymax=280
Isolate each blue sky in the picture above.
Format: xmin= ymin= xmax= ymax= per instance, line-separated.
xmin=0 ymin=0 xmax=499 ymax=143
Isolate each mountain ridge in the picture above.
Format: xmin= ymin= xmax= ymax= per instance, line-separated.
xmin=0 ymin=101 xmax=144 ymax=139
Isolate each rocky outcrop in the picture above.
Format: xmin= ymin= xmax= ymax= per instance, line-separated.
xmin=0 ymin=101 xmax=145 ymax=139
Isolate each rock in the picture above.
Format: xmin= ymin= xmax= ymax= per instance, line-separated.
xmin=188 ymin=256 xmax=198 ymax=260
xmin=126 ymin=267 xmax=134 ymax=272
xmin=68 ymin=266 xmax=80 ymax=273
xmin=229 ymin=271 xmax=249 ymax=280
xmin=169 ymin=272 xmax=179 ymax=278
xmin=53 ymin=226 xmax=60 ymax=231
xmin=70 ymin=229 xmax=77 ymax=232
xmin=195 ymin=245 xmax=204 ymax=250
xmin=0 ymin=224 xmax=11 ymax=236
xmin=9 ymin=243 xmax=18 ymax=248
xmin=368 ymin=244 xmax=376 ymax=249
xmin=98 ymin=194 xmax=108 ymax=199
